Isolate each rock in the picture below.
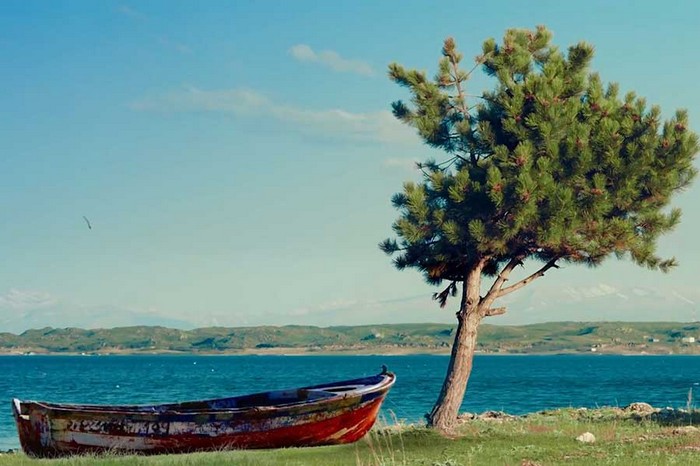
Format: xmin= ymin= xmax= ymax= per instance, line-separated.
xmin=456 ymin=410 xmax=520 ymax=423
xmin=480 ymin=410 xmax=506 ymax=419
xmin=653 ymin=408 xmax=688 ymax=423
xmin=656 ymin=408 xmax=675 ymax=418
xmin=477 ymin=410 xmax=518 ymax=421
xmin=672 ymin=426 xmax=699 ymax=435
xmin=576 ymin=432 xmax=596 ymax=443
xmin=625 ymin=402 xmax=656 ymax=414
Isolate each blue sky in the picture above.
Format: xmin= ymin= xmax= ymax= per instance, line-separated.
xmin=2 ymin=0 xmax=700 ymax=331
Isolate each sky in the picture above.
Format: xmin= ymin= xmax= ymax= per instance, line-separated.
xmin=2 ymin=0 xmax=700 ymax=332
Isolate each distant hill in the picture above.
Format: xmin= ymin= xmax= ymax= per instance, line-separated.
xmin=3 ymin=322 xmax=700 ymax=355
xmin=3 ymin=283 xmax=699 ymax=332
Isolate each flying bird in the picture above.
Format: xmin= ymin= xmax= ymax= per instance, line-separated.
xmin=83 ymin=216 xmax=92 ymax=229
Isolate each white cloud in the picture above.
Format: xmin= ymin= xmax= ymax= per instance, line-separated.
xmin=289 ymin=44 xmax=316 ymax=61
xmin=0 ymin=291 xmax=198 ymax=333
xmin=158 ymin=36 xmax=192 ymax=55
xmin=672 ymin=290 xmax=695 ymax=306
xmin=130 ymin=87 xmax=418 ymax=145
xmin=116 ymin=4 xmax=145 ymax=20
xmin=562 ymin=283 xmax=620 ymax=301
xmin=130 ymin=87 xmax=263 ymax=113
xmin=268 ymin=294 xmax=445 ymax=327
xmin=383 ymin=157 xmax=420 ymax=173
xmin=289 ymin=44 xmax=374 ymax=77
xmin=0 ymin=289 xmax=57 ymax=310
xmin=290 ymin=298 xmax=359 ymax=317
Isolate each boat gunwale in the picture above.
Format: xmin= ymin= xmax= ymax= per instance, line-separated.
xmin=14 ymin=372 xmax=396 ymax=418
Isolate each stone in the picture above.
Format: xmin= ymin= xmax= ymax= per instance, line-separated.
xmin=477 ymin=410 xmax=518 ymax=421
xmin=653 ymin=408 xmax=687 ymax=423
xmin=576 ymin=432 xmax=596 ymax=443
xmin=457 ymin=412 xmax=476 ymax=421
xmin=625 ymin=402 xmax=656 ymax=414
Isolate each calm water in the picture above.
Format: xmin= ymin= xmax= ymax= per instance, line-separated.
xmin=2 ymin=354 xmax=700 ymax=450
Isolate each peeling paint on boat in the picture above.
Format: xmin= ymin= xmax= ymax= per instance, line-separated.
xmin=12 ymin=371 xmax=395 ymax=457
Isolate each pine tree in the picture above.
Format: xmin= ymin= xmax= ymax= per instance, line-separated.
xmin=381 ymin=26 xmax=698 ymax=431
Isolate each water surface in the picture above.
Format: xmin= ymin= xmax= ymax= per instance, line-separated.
xmin=2 ymin=354 xmax=699 ymax=450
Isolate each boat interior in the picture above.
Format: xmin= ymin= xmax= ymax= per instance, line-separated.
xmin=14 ymin=374 xmax=389 ymax=414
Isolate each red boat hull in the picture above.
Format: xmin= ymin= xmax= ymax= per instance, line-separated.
xmin=13 ymin=372 xmax=395 ymax=457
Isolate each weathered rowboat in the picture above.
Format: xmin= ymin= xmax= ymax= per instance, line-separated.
xmin=12 ymin=369 xmax=395 ymax=458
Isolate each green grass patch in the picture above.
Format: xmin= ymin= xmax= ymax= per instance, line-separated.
xmin=3 ymin=409 xmax=700 ymax=465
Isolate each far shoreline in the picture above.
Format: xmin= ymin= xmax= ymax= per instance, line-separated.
xmin=6 ymin=322 xmax=700 ymax=357
xmin=0 ymin=348 xmax=694 ymax=357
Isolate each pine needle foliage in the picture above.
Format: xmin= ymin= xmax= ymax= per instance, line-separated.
xmin=382 ymin=26 xmax=698 ymax=304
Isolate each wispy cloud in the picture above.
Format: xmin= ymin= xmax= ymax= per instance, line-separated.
xmin=158 ymin=36 xmax=192 ymax=55
xmin=289 ymin=294 xmax=432 ymax=318
xmin=116 ymin=7 xmax=191 ymax=54
xmin=195 ymin=295 xmax=440 ymax=327
xmin=130 ymin=87 xmax=418 ymax=144
xmin=672 ymin=290 xmax=695 ymax=306
xmin=289 ymin=299 xmax=359 ymax=317
xmin=289 ymin=44 xmax=374 ymax=77
xmin=0 ymin=289 xmax=57 ymax=310
xmin=0 ymin=290 xmax=198 ymax=333
xmin=279 ymin=294 xmax=443 ymax=326
xmin=383 ymin=157 xmax=420 ymax=173
xmin=116 ymin=4 xmax=146 ymax=20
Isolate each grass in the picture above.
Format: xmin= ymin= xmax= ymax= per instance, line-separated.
xmin=3 ymin=408 xmax=700 ymax=465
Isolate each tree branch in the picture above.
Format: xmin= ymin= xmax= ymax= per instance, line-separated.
xmin=483 ymin=307 xmax=506 ymax=317
xmin=389 ymin=239 xmax=439 ymax=252
xmin=447 ymin=94 xmax=497 ymax=103
xmin=451 ymin=153 xmax=469 ymax=163
xmin=464 ymin=58 xmax=486 ymax=80
xmin=448 ymin=53 xmax=470 ymax=122
xmin=419 ymin=157 xmax=461 ymax=177
xmin=483 ymin=255 xmax=525 ymax=303
xmin=433 ymin=281 xmax=458 ymax=308
xmin=496 ymin=257 xmax=561 ymax=298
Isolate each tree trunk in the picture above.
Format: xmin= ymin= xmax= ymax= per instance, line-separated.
xmin=427 ymin=266 xmax=483 ymax=431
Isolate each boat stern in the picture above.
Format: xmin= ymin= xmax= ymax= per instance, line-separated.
xmin=12 ymin=399 xmax=54 ymax=458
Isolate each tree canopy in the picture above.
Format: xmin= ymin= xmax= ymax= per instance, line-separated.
xmin=381 ymin=26 xmax=698 ymax=309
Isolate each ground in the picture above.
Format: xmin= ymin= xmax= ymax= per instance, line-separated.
xmin=3 ymin=406 xmax=700 ymax=465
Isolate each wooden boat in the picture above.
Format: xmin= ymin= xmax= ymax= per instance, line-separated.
xmin=12 ymin=369 xmax=395 ymax=458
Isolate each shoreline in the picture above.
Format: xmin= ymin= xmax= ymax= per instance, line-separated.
xmin=5 ymin=322 xmax=700 ymax=357
xmin=0 ymin=347 xmax=694 ymax=357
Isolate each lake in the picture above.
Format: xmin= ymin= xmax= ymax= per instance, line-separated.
xmin=2 ymin=354 xmax=700 ymax=450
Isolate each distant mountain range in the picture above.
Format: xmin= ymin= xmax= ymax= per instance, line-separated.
xmin=495 ymin=282 xmax=698 ymax=324
xmin=1 ymin=282 xmax=697 ymax=334
xmin=3 ymin=321 xmax=700 ymax=355
xmin=0 ymin=302 xmax=194 ymax=334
